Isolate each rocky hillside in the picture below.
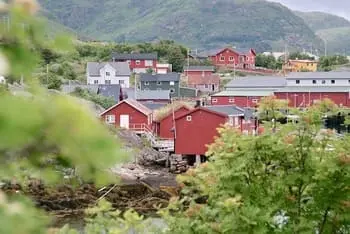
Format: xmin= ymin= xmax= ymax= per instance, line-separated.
xmin=295 ymin=11 xmax=350 ymax=31
xmin=38 ymin=0 xmax=323 ymax=52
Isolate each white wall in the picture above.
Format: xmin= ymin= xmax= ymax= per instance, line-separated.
xmin=287 ymin=78 xmax=350 ymax=86
xmin=87 ymin=64 xmax=130 ymax=88
xmin=133 ymin=68 xmax=147 ymax=74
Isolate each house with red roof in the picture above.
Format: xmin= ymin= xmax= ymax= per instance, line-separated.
xmin=195 ymin=47 xmax=256 ymax=70
xmin=100 ymin=99 xmax=153 ymax=130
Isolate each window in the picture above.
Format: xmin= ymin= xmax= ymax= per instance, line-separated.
xmin=186 ymin=115 xmax=192 ymax=122
xmin=220 ymin=56 xmax=225 ymax=61
xmin=119 ymin=80 xmax=124 ymax=84
xmin=252 ymin=99 xmax=259 ymax=104
xmin=144 ymin=81 xmax=149 ymax=86
xmin=157 ymin=81 xmax=162 ymax=85
xmin=127 ymin=60 xmax=131 ymax=64
xmin=105 ymin=80 xmax=111 ymax=85
xmin=106 ymin=72 xmax=110 ymax=76
xmin=94 ymin=80 xmax=99 ymax=84
xmin=296 ymin=80 xmax=300 ymax=84
xmin=205 ymin=84 xmax=208 ymax=88
xmin=136 ymin=60 xmax=141 ymax=65
xmin=312 ymin=80 xmax=317 ymax=84
xmin=229 ymin=117 xmax=234 ymax=126
xmin=246 ymin=57 xmax=250 ymax=62
xmin=229 ymin=56 xmax=234 ymax=61
xmin=331 ymin=80 xmax=335 ymax=84
xmin=202 ymin=71 xmax=205 ymax=77
xmin=145 ymin=60 xmax=153 ymax=66
xmin=212 ymin=98 xmax=218 ymax=103
xmin=348 ymin=80 xmax=350 ymax=84
xmin=105 ymin=115 xmax=115 ymax=124
xmin=170 ymin=88 xmax=175 ymax=93
xmin=229 ymin=98 xmax=235 ymax=103
xmin=322 ymin=80 xmax=326 ymax=84
xmin=170 ymin=81 xmax=175 ymax=86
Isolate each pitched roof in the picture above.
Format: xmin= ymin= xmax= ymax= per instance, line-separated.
xmin=205 ymin=105 xmax=245 ymax=117
xmin=175 ymin=107 xmax=227 ymax=120
xmin=100 ymin=99 xmax=152 ymax=116
xmin=87 ymin=62 xmax=131 ymax=76
xmin=111 ymin=53 xmax=157 ymax=60
xmin=136 ymin=90 xmax=170 ymax=100
xmin=188 ymin=74 xmax=220 ymax=85
xmin=184 ymin=66 xmax=215 ymax=71
xmin=61 ymin=84 xmax=99 ymax=94
xmin=154 ymin=102 xmax=193 ymax=122
xmin=97 ymin=85 xmax=121 ymax=102
xmin=140 ymin=73 xmax=180 ymax=82
xmin=197 ymin=47 xmax=255 ymax=57
xmin=141 ymin=103 xmax=167 ymax=110
xmin=225 ymin=76 xmax=286 ymax=88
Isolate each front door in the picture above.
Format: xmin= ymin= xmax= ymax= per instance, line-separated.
xmin=120 ymin=115 xmax=129 ymax=129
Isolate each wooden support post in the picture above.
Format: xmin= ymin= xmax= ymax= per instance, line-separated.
xmin=195 ymin=154 xmax=201 ymax=167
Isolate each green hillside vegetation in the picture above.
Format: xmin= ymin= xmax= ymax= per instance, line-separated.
xmin=316 ymin=27 xmax=350 ymax=55
xmin=38 ymin=0 xmax=323 ymax=52
xmin=295 ymin=11 xmax=350 ymax=31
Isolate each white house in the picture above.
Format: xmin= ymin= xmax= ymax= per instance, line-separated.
xmin=87 ymin=62 xmax=131 ymax=88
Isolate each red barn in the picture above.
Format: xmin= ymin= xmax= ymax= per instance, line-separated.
xmin=196 ymin=47 xmax=256 ymax=70
xmin=154 ymin=105 xmax=191 ymax=139
xmin=111 ymin=53 xmax=157 ymax=74
xmin=175 ymin=106 xmax=256 ymax=159
xmin=100 ymin=99 xmax=153 ymax=129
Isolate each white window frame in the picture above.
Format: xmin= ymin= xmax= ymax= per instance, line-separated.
xmin=119 ymin=80 xmax=124 ymax=84
xmin=229 ymin=117 xmax=234 ymax=126
xmin=144 ymin=81 xmax=149 ymax=86
xmin=229 ymin=56 xmax=234 ymax=61
xmin=186 ymin=115 xmax=192 ymax=122
xmin=94 ymin=80 xmax=99 ymax=84
xmin=145 ymin=60 xmax=153 ymax=66
xmin=127 ymin=60 xmax=131 ymax=64
xmin=170 ymin=81 xmax=175 ymax=86
xmin=212 ymin=98 xmax=218 ymax=103
xmin=106 ymin=72 xmax=110 ymax=76
xmin=229 ymin=98 xmax=235 ymax=103
xmin=322 ymin=80 xmax=326 ymax=84
xmin=296 ymin=80 xmax=300 ymax=84
xmin=220 ymin=56 xmax=225 ymax=61
xmin=105 ymin=115 xmax=115 ymax=124
xmin=105 ymin=80 xmax=111 ymax=85
xmin=136 ymin=60 xmax=141 ymax=65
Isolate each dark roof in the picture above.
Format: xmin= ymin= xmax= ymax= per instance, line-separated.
xmin=184 ymin=66 xmax=215 ymax=71
xmin=111 ymin=53 xmax=157 ymax=60
xmin=142 ymin=103 xmax=167 ymax=110
xmin=140 ymin=73 xmax=180 ymax=82
xmin=225 ymin=76 xmax=286 ymax=88
xmin=87 ymin=62 xmax=131 ymax=76
xmin=97 ymin=85 xmax=121 ymax=102
xmin=205 ymin=105 xmax=245 ymax=117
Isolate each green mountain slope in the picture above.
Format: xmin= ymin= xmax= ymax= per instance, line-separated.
xmin=38 ymin=0 xmax=323 ymax=52
xmin=296 ymin=11 xmax=350 ymax=54
xmin=295 ymin=11 xmax=350 ymax=31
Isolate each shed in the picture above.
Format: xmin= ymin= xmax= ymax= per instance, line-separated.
xmin=100 ymin=99 xmax=153 ymax=129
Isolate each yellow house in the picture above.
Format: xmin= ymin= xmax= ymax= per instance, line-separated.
xmin=283 ymin=59 xmax=318 ymax=72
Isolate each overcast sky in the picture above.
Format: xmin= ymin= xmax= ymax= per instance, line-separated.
xmin=268 ymin=0 xmax=350 ymax=19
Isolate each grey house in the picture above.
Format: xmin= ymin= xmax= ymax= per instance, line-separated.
xmin=139 ymin=73 xmax=180 ymax=98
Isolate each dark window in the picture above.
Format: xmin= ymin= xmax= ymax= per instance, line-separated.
xmin=322 ymin=80 xmax=326 ymax=84
xmin=94 ymin=80 xmax=98 ymax=84
xmin=106 ymin=72 xmax=110 ymax=76
xmin=157 ymin=81 xmax=162 ymax=85
xmin=296 ymin=80 xmax=300 ymax=84
xmin=312 ymin=80 xmax=317 ymax=84
xmin=105 ymin=80 xmax=111 ymax=85
xmin=331 ymin=80 xmax=335 ymax=84
xmin=119 ymin=80 xmax=124 ymax=84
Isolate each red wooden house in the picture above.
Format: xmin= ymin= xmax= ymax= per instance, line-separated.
xmin=111 ymin=53 xmax=157 ymax=74
xmin=100 ymin=99 xmax=153 ymax=129
xmin=184 ymin=66 xmax=220 ymax=93
xmin=174 ymin=106 xmax=256 ymax=158
xmin=154 ymin=105 xmax=191 ymax=139
xmin=196 ymin=47 xmax=256 ymax=70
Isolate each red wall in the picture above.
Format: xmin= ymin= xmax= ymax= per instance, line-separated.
xmin=210 ymin=48 xmax=256 ymax=69
xmin=275 ymin=92 xmax=350 ymax=108
xmin=101 ymin=102 xmax=149 ymax=128
xmin=175 ymin=109 xmax=226 ymax=155
xmin=211 ymin=96 xmax=262 ymax=108
xmin=184 ymin=70 xmax=213 ymax=76
xmin=159 ymin=107 xmax=190 ymax=139
xmin=129 ymin=59 xmax=157 ymax=70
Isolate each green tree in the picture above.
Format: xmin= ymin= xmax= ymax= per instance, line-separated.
xmin=258 ymin=95 xmax=288 ymax=121
xmin=162 ymin=115 xmax=350 ymax=233
xmin=167 ymin=47 xmax=185 ymax=72
xmin=289 ymin=52 xmax=315 ymax=60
